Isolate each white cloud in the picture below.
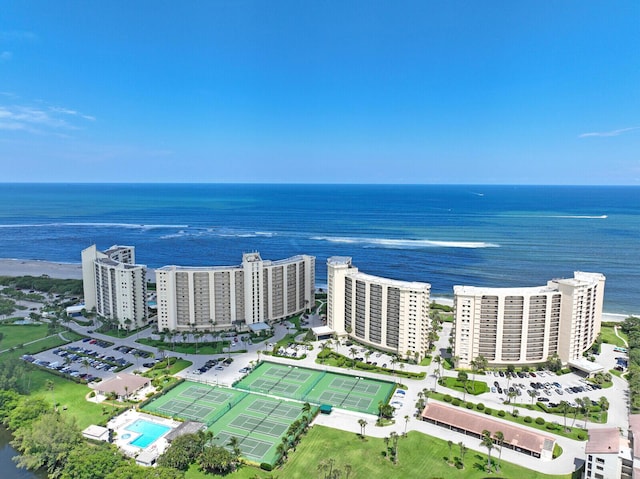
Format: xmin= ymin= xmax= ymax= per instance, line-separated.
xmin=579 ymin=127 xmax=640 ymax=138
xmin=0 ymin=51 xmax=12 ymax=61
xmin=0 ymin=103 xmax=96 ymax=133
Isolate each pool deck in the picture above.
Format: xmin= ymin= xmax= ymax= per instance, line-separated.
xmin=108 ymin=409 xmax=180 ymax=463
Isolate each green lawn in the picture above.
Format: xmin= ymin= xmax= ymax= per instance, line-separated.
xmin=420 ymin=356 xmax=432 ymax=366
xmin=184 ymin=425 xmax=575 ymax=479
xmin=441 ymin=376 xmax=489 ymax=395
xmin=144 ymin=358 xmax=192 ymax=378
xmin=600 ymin=326 xmax=627 ymax=348
xmin=137 ymin=337 xmax=234 ymax=355
xmin=22 ymin=368 xmax=105 ymax=429
xmin=0 ymin=323 xmax=55 ymax=350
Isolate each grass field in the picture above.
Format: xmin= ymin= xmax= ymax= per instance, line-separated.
xmin=0 ymin=323 xmax=55 ymax=350
xmin=20 ymin=367 xmax=105 ymax=429
xmin=600 ymin=325 xmax=627 ymax=348
xmin=441 ymin=376 xmax=489 ymax=395
xmin=136 ymin=337 xmax=236 ymax=355
xmin=184 ymin=425 xmax=577 ymax=479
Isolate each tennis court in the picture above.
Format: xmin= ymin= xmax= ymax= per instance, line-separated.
xmin=208 ymin=394 xmax=309 ymax=465
xmin=143 ymin=381 xmax=247 ymax=425
xmin=235 ymin=361 xmax=395 ymax=415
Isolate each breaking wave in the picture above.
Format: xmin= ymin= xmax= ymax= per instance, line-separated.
xmin=311 ymin=236 xmax=499 ymax=249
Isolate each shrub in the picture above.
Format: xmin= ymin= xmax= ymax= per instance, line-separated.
xmin=577 ymin=433 xmax=586 ymax=440
xmin=535 ymin=417 xmax=545 ymax=425
xmin=89 ymin=391 xmax=95 ymax=398
xmin=260 ymin=462 xmax=273 ymax=471
xmin=465 ymin=402 xmax=474 ymax=409
xmin=497 ymin=410 xmax=506 ymax=417
xmin=476 ymin=403 xmax=485 ymax=411
xmin=546 ymin=423 xmax=559 ymax=431
xmin=524 ymin=416 xmax=533 ymax=423
xmin=484 ymin=408 xmax=492 ymax=415
xmin=451 ymin=398 xmax=461 ymax=406
xmin=444 ymin=394 xmax=452 ymax=403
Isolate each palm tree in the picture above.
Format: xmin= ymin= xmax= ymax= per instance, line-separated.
xmin=82 ymin=358 xmax=90 ymax=375
xmin=447 ymin=439 xmax=453 ymax=465
xmin=349 ymin=347 xmax=358 ymax=368
xmin=434 ymin=354 xmax=442 ymax=377
xmin=390 ymin=356 xmax=398 ymax=375
xmin=528 ymin=389 xmax=537 ymax=406
xmin=457 ymin=371 xmax=468 ymax=401
xmin=228 ymin=436 xmax=241 ymax=461
xmin=458 ymin=441 xmax=468 ymax=468
xmin=319 ymin=342 xmax=329 ymax=364
xmin=559 ymin=400 xmax=570 ymax=431
xmin=344 ymin=464 xmax=352 ymax=479
xmin=494 ymin=431 xmax=504 ymax=471
xmin=302 ymin=401 xmax=312 ymax=415
xmin=470 ymin=359 xmax=478 ymax=387
xmin=389 ymin=432 xmax=399 ymax=464
xmin=571 ymin=397 xmax=584 ymax=428
xmin=507 ymin=390 xmax=517 ymax=413
xmin=276 ymin=443 xmax=286 ymax=464
xmin=46 ymin=379 xmax=56 ymax=411
xmin=358 ymin=418 xmax=367 ymax=437
xmin=404 ymin=415 xmax=410 ymax=435
xmin=481 ymin=430 xmax=494 ymax=473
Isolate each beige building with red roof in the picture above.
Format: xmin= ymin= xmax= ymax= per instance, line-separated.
xmin=584 ymin=427 xmax=632 ymax=479
xmin=95 ymin=373 xmax=151 ymax=401
xmin=421 ymin=402 xmax=555 ymax=459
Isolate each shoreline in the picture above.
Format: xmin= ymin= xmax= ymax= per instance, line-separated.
xmin=0 ymin=258 xmax=634 ymax=319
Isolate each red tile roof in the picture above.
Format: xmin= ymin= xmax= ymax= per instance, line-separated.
xmin=421 ymin=402 xmax=554 ymax=454
xmin=586 ymin=428 xmax=622 ymax=454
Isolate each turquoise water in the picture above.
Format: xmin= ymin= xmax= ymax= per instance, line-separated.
xmin=125 ymin=419 xmax=170 ymax=448
xmin=0 ymin=184 xmax=638 ymax=313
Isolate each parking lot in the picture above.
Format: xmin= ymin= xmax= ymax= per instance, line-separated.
xmin=23 ymin=337 xmax=154 ymax=383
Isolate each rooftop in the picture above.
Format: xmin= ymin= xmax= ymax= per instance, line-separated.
xmin=586 ymin=428 xmax=623 ymax=454
xmin=422 ymin=402 xmax=554 ymax=455
xmin=96 ymin=373 xmax=150 ymax=397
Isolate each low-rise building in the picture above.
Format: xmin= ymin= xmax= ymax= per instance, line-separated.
xmin=584 ymin=427 xmax=633 ymax=479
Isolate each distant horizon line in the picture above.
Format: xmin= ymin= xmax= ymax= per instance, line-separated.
xmin=1 ymin=182 xmax=639 ymax=187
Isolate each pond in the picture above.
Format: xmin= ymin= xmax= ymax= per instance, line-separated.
xmin=0 ymin=426 xmax=47 ymax=479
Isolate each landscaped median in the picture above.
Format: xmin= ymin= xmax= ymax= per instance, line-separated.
xmin=316 ymin=350 xmax=425 ymax=380
xmin=422 ymin=392 xmax=588 ymax=441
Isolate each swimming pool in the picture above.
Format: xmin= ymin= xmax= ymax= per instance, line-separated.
xmin=125 ymin=419 xmax=170 ymax=448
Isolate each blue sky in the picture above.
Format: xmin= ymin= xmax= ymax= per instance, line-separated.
xmin=1 ymin=1 xmax=638 ymax=184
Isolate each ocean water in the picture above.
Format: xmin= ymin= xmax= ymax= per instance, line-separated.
xmin=0 ymin=184 xmax=638 ymax=315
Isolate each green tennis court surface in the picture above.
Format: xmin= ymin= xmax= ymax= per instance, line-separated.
xmin=209 ymin=394 xmax=307 ymax=464
xmin=142 ymin=381 xmax=247 ymax=425
xmin=142 ymin=362 xmax=394 ymax=465
xmin=235 ymin=361 xmax=395 ymax=415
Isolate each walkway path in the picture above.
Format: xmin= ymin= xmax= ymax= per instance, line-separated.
xmin=614 ymin=325 xmax=629 ymax=347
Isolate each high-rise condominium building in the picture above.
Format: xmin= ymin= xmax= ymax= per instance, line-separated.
xmin=327 ymin=256 xmax=431 ymax=361
xmin=452 ymin=271 xmax=605 ymax=368
xmin=156 ymin=252 xmax=315 ymax=332
xmin=81 ymin=244 xmax=148 ymax=330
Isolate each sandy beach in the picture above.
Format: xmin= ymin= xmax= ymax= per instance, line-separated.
xmin=0 ymin=258 xmax=84 ymax=279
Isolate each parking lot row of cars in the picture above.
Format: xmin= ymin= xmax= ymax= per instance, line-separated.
xmin=192 ymin=357 xmax=234 ymax=375
xmin=21 ymin=354 xmax=101 ymax=383
xmin=113 ymin=344 xmax=153 ymax=358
